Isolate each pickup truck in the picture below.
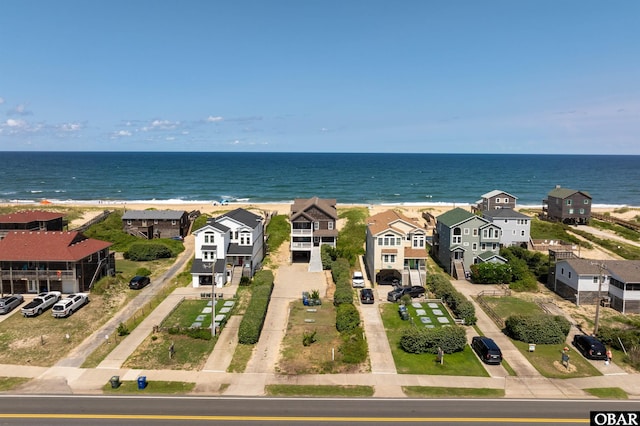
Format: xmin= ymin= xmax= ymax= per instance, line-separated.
xmin=21 ymin=291 xmax=61 ymax=317
xmin=51 ymin=293 xmax=89 ymax=318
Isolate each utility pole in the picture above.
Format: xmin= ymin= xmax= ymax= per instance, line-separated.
xmin=211 ymin=263 xmax=216 ymax=337
xmin=591 ymin=262 xmax=607 ymax=336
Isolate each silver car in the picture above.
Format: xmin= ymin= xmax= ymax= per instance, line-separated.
xmin=0 ymin=294 xmax=25 ymax=314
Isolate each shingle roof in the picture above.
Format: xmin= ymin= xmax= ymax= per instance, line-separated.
xmin=480 ymin=190 xmax=517 ymax=200
xmin=0 ymin=210 xmax=64 ymax=223
xmin=0 ymin=231 xmax=111 ymax=261
xmin=191 ymin=259 xmax=226 ymax=274
xmin=217 ymin=208 xmax=262 ymax=227
xmin=436 ymin=208 xmax=476 ymax=227
xmin=482 ymin=208 xmax=530 ymax=220
xmin=563 ymin=259 xmax=640 ymax=283
xmin=290 ymin=197 xmax=337 ymax=220
xmin=122 ymin=210 xmax=186 ymax=220
xmin=367 ymin=209 xmax=420 ymax=236
xmin=547 ymin=187 xmax=592 ymax=199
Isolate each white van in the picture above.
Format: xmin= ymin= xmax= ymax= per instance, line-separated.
xmin=352 ymin=271 xmax=365 ymax=288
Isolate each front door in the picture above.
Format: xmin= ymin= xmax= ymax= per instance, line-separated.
xmin=313 ymin=237 xmax=320 ymax=246
xmin=27 ymin=280 xmax=38 ymax=293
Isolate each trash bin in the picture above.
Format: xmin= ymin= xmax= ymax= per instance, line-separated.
xmin=137 ymin=376 xmax=147 ymax=390
xmin=109 ymin=376 xmax=120 ymax=389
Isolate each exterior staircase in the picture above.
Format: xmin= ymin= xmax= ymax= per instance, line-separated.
xmin=453 ymin=260 xmax=466 ymax=280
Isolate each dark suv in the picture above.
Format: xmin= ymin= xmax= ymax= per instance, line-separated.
xmin=572 ymin=334 xmax=608 ymax=360
xmin=129 ymin=276 xmax=151 ymax=290
xmin=360 ymin=288 xmax=375 ymax=304
xmin=386 ymin=285 xmax=426 ymax=302
xmin=471 ymin=336 xmax=503 ymax=365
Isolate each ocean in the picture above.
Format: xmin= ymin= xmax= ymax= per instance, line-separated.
xmin=0 ymin=152 xmax=639 ymax=207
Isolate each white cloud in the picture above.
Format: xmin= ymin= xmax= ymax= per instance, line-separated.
xmin=7 ymin=103 xmax=33 ymax=116
xmin=206 ymin=116 xmax=223 ymax=122
xmin=58 ymin=122 xmax=82 ymax=132
xmin=0 ymin=97 xmax=5 ymax=104
xmin=6 ymin=118 xmax=26 ymax=128
xmin=142 ymin=119 xmax=179 ymax=131
xmin=113 ymin=130 xmax=132 ymax=137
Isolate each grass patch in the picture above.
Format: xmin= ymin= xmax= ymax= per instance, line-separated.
xmin=265 ymin=214 xmax=290 ymax=252
xmin=512 ymin=340 xmax=602 ymax=379
xmin=278 ymin=300 xmax=366 ymax=374
xmin=590 ymin=219 xmax=640 ymax=242
xmin=380 ymin=304 xmax=489 ymax=376
xmin=0 ymin=280 xmax=131 ymax=367
xmin=583 ymin=387 xmax=628 ymax=399
xmin=482 ymin=296 xmax=543 ymax=319
xmin=265 ymin=385 xmax=374 ymax=397
xmin=0 ymin=377 xmax=30 ymax=391
xmin=103 ymin=380 xmax=196 ymax=394
xmin=403 ymin=386 xmax=505 ymax=398
xmin=570 ymin=228 xmax=640 ymax=260
xmin=227 ymin=342 xmax=254 ymax=373
xmin=530 ymin=218 xmax=589 ymax=247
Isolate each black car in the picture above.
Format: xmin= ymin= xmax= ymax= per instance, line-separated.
xmin=471 ymin=336 xmax=503 ymax=365
xmin=360 ymin=288 xmax=375 ymax=304
xmin=572 ymin=334 xmax=608 ymax=360
xmin=129 ymin=276 xmax=151 ymax=290
xmin=386 ymin=285 xmax=426 ymax=302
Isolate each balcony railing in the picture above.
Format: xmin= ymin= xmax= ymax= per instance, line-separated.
xmin=291 ymin=228 xmax=312 ymax=236
xmin=0 ymin=270 xmax=76 ymax=280
xmin=291 ymin=242 xmax=312 ymax=250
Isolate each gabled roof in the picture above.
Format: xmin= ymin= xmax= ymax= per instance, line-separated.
xmin=216 ymin=208 xmax=262 ymax=227
xmin=436 ymin=208 xmax=476 ymax=227
xmin=480 ymin=190 xmax=517 ymax=200
xmin=0 ymin=231 xmax=111 ymax=261
xmin=0 ymin=210 xmax=64 ymax=224
xmin=193 ymin=222 xmax=229 ymax=235
xmin=477 ymin=252 xmax=507 ymax=262
xmin=560 ymin=259 xmax=640 ymax=283
xmin=191 ymin=259 xmax=226 ymax=274
xmin=482 ymin=208 xmax=530 ymax=220
xmin=367 ymin=209 xmax=421 ymax=236
xmin=547 ymin=187 xmax=592 ymax=199
xmin=290 ymin=197 xmax=337 ymax=220
xmin=122 ymin=210 xmax=186 ymax=220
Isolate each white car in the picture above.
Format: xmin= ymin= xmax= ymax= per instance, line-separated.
xmin=21 ymin=291 xmax=61 ymax=317
xmin=52 ymin=293 xmax=89 ymax=318
xmin=352 ymin=271 xmax=365 ymax=288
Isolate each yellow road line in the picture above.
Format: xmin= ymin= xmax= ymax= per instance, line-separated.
xmin=0 ymin=414 xmax=589 ymax=423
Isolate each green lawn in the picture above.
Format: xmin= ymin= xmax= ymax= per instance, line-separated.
xmin=403 ymin=386 xmax=505 ymax=398
xmin=103 ymin=379 xmax=196 ymax=394
xmin=584 ymin=387 xmax=628 ymax=399
xmin=403 ymin=300 xmax=456 ymax=327
xmin=380 ymin=304 xmax=489 ymax=376
xmin=482 ymin=296 xmax=543 ymax=318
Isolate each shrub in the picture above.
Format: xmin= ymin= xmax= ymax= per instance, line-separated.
xmin=239 ymin=276 xmax=251 ymax=286
xmin=425 ymin=273 xmax=477 ymax=325
xmin=505 ymin=314 xmax=570 ymax=344
xmin=331 ymin=258 xmax=351 ymax=288
xmin=117 ymin=322 xmax=130 ymax=336
xmin=168 ymin=326 xmax=212 ymax=340
xmin=339 ymin=326 xmax=368 ymax=363
xmin=124 ymin=243 xmax=172 ymax=261
xmin=597 ymin=326 xmax=640 ymax=351
xmin=399 ymin=326 xmax=467 ymax=354
xmin=302 ymin=330 xmax=317 ymax=346
xmin=135 ymin=267 xmax=151 ymax=277
xmin=333 ymin=287 xmax=353 ymax=306
xmin=470 ymin=263 xmax=512 ymax=284
xmin=509 ymin=274 xmax=539 ymax=292
xmin=336 ymin=303 xmax=360 ymax=332
xmin=321 ymin=245 xmax=337 ymax=270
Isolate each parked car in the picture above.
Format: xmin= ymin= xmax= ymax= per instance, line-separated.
xmin=0 ymin=294 xmax=24 ymax=314
xmin=471 ymin=336 xmax=503 ymax=365
xmin=377 ymin=275 xmax=400 ymax=286
xmin=129 ymin=275 xmax=151 ymax=290
xmin=21 ymin=291 xmax=61 ymax=317
xmin=52 ymin=293 xmax=89 ymax=318
xmin=387 ymin=285 xmax=426 ymax=302
xmin=572 ymin=334 xmax=608 ymax=360
xmin=352 ymin=271 xmax=365 ymax=288
xmin=360 ymin=288 xmax=374 ymax=304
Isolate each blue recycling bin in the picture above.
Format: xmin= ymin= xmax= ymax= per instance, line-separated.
xmin=137 ymin=376 xmax=147 ymax=390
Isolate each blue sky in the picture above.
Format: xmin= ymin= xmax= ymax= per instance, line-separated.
xmin=1 ymin=1 xmax=638 ymax=154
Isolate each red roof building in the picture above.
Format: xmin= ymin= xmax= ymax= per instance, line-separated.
xmin=0 ymin=210 xmax=65 ymax=236
xmin=0 ymin=231 xmax=114 ymax=294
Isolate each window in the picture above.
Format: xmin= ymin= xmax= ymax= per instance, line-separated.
xmin=521 ymin=230 xmax=525 ymax=236
xmin=472 ymin=243 xmax=477 ymax=250
xmin=568 ymin=208 xmax=574 ymax=214
xmin=481 ymin=243 xmax=486 ymax=250
xmin=203 ymin=251 xmax=216 ymax=260
xmin=568 ymin=272 xmax=572 ymax=278
xmin=452 ymin=236 xmax=461 ymax=244
xmin=584 ymin=199 xmax=590 ymax=204
xmin=240 ymin=232 xmax=251 ymax=245
xmin=473 ymin=229 xmax=478 ymax=236
xmin=413 ymin=235 xmax=425 ymax=248
xmin=464 ymin=228 xmax=469 ymax=235
xmin=495 ymin=198 xmax=501 ymax=203
xmin=580 ymin=209 xmax=585 ymax=214
xmin=154 ymin=220 xmax=158 ymax=225
xmin=328 ymin=222 xmax=334 ymax=230
xmin=378 ymin=237 xmax=383 ymax=245
xmin=314 ymin=222 xmax=319 ymax=230
xmin=463 ymin=242 xmax=469 ymax=247
xmin=204 ymin=232 xmax=214 ymax=244
xmin=504 ymin=198 xmax=509 ymax=203
xmin=593 ymin=277 xmax=599 ymax=284
xmin=492 ymin=243 xmax=497 ymax=250
xmin=171 ymin=220 xmax=176 ymax=225
xmin=127 ymin=220 xmax=132 ymax=225
xmin=382 ymin=254 xmax=396 ymax=263
xmin=566 ymin=199 xmax=572 ymax=206
xmin=512 ymin=230 xmax=516 ymax=235
xmin=561 ymin=268 xmax=565 ymax=275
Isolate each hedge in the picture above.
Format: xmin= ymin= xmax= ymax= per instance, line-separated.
xmin=124 ymin=242 xmax=172 ymax=261
xmin=336 ymin=303 xmax=360 ymax=332
xmin=399 ymin=326 xmax=467 ymax=354
xmin=425 ymin=274 xmax=477 ymax=325
xmin=339 ymin=326 xmax=368 ymax=363
xmin=597 ymin=326 xmax=640 ymax=351
xmin=504 ymin=314 xmax=571 ymax=344
xmin=238 ymin=271 xmax=275 ymax=344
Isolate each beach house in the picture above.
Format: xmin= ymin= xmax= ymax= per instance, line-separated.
xmin=482 ymin=208 xmax=531 ymax=247
xmin=472 ymin=190 xmax=517 ymax=213
xmin=289 ymin=197 xmax=338 ymax=262
xmin=0 ymin=231 xmax=114 ymax=294
xmin=432 ymin=207 xmax=506 ymax=279
xmin=552 ymin=259 xmax=640 ymax=314
xmin=122 ymin=209 xmax=190 ymax=240
xmin=365 ymin=209 xmax=427 ymax=286
xmin=190 ymin=208 xmax=265 ymax=288
xmin=0 ymin=211 xmax=65 ymax=239
xmin=542 ymin=185 xmax=592 ymax=225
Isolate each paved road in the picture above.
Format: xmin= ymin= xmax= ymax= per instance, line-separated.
xmin=0 ymin=395 xmax=636 ymax=425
